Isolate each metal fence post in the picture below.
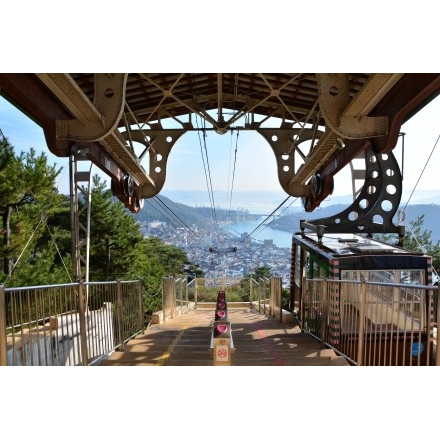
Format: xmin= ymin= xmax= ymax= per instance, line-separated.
xmin=172 ymin=278 xmax=176 ymax=318
xmin=300 ymin=275 xmax=306 ymax=329
xmin=258 ymin=279 xmax=262 ymax=313
xmin=138 ymin=279 xmax=144 ymax=333
xmin=117 ymin=280 xmax=124 ymax=351
xmin=269 ymin=276 xmax=282 ymax=321
xmin=194 ymin=276 xmax=198 ymax=308
xmin=0 ymin=285 xmax=7 ymax=366
xmin=356 ymin=280 xmax=367 ymax=366
xmin=179 ymin=278 xmax=183 ymax=314
xmin=264 ymin=277 xmax=267 ymax=313
xmin=267 ymin=277 xmax=271 ymax=314
xmin=320 ymin=279 xmax=328 ymax=348
xmin=262 ymin=278 xmax=267 ymax=313
xmin=78 ymin=280 xmax=89 ymax=366
xmin=436 ymin=284 xmax=440 ymax=366
xmin=249 ymin=276 xmax=253 ymax=305
xmin=270 ymin=277 xmax=274 ymax=317
xmin=278 ymin=277 xmax=282 ymax=322
xmin=161 ymin=278 xmax=165 ymax=321
xmin=269 ymin=277 xmax=273 ymax=315
xmin=162 ymin=277 xmax=175 ymax=322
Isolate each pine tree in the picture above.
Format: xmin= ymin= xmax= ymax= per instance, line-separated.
xmin=403 ymin=215 xmax=440 ymax=275
xmin=0 ymin=134 xmax=62 ymax=284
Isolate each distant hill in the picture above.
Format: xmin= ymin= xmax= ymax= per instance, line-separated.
xmin=161 ymin=188 xmax=440 ymax=215
xmin=134 ymin=195 xmax=210 ymax=228
xmin=269 ymin=203 xmax=440 ymax=242
xmin=160 ymin=189 xmax=301 ymax=214
xmin=135 ymin=193 xmax=440 ymax=243
xmin=133 ymin=194 xmax=258 ymax=228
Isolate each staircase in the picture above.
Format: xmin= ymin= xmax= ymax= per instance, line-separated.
xmin=98 ymin=307 xmax=351 ymax=366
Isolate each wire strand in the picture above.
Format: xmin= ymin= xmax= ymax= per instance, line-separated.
xmin=402 ymin=133 xmax=440 ymax=211
xmin=404 ymin=218 xmax=440 ymax=280
xmin=146 ymin=196 xmax=212 ymax=248
xmin=4 ymin=215 xmax=45 ymax=284
xmin=45 ymin=223 xmax=73 ymax=282
xmin=236 ymin=195 xmax=293 ymax=245
xmin=227 ymin=130 xmax=239 ymax=218
xmin=195 ymin=116 xmax=218 ymax=233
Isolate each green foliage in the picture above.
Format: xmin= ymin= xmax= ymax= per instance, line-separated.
xmin=196 ymin=289 xmax=245 ymax=302
xmin=143 ymin=236 xmax=190 ymax=278
xmin=88 ymin=176 xmax=146 ymax=280
xmin=403 ymin=215 xmax=440 ymax=276
xmin=378 ymin=215 xmax=440 ymax=277
xmin=0 ymin=135 xmax=66 ymax=285
xmin=195 ymin=278 xmax=251 ymax=302
xmin=281 ymin=287 xmax=291 ymax=311
xmin=252 ymin=265 xmax=271 ymax=280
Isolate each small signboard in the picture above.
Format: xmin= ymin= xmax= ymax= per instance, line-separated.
xmin=214 ymin=338 xmax=230 ymax=365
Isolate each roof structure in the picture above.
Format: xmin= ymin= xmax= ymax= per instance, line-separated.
xmin=1 ymin=73 xmax=440 ymax=212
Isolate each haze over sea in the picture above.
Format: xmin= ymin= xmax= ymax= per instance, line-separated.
xmin=162 ymin=189 xmax=440 ymax=246
xmin=162 ymin=188 xmax=440 ymax=216
xmin=223 ymin=219 xmax=295 ymax=249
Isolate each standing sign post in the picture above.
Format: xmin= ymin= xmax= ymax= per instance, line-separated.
xmin=211 ymin=290 xmax=234 ymax=366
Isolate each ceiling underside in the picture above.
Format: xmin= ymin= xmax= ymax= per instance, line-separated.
xmin=1 ymin=73 xmax=440 ymax=212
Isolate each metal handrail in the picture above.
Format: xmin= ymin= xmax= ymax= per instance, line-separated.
xmin=301 ymin=277 xmax=439 ymax=366
xmin=0 ymin=279 xmax=143 ymax=366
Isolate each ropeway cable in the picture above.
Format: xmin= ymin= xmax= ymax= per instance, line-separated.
xmin=145 ymin=196 xmax=212 ymax=248
xmin=3 ymin=215 xmax=45 ymax=284
xmin=402 ymin=133 xmax=440 ymax=211
xmin=226 ymin=129 xmax=239 ymax=218
xmin=398 ymin=133 xmax=440 ymax=280
xmin=146 ymin=197 xmax=206 ymax=245
xmin=235 ymin=195 xmax=295 ymax=245
xmin=195 ymin=116 xmax=219 ymax=234
xmin=402 ymin=217 xmax=440 ymax=280
xmin=3 ymin=211 xmax=73 ymax=284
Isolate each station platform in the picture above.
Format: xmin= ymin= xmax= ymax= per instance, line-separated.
xmin=98 ymin=307 xmax=350 ymax=366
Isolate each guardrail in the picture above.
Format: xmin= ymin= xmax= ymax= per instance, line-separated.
xmin=190 ymin=276 xmax=254 ymax=305
xmin=0 ymin=279 xmax=143 ymax=366
xmin=155 ymin=275 xmax=286 ymax=323
xmin=188 ymin=276 xmax=275 ymax=313
xmin=301 ymin=278 xmax=440 ymax=366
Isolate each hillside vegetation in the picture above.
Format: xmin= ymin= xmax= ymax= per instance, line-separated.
xmin=134 ymin=195 xmax=259 ymax=227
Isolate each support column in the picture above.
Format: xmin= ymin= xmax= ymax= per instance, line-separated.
xmin=70 ymin=147 xmax=93 ymax=283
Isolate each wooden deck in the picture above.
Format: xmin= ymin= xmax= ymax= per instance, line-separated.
xmin=98 ymin=307 xmax=350 ymax=366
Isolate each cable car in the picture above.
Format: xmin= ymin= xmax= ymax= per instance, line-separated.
xmin=291 ymin=229 xmax=436 ymax=365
